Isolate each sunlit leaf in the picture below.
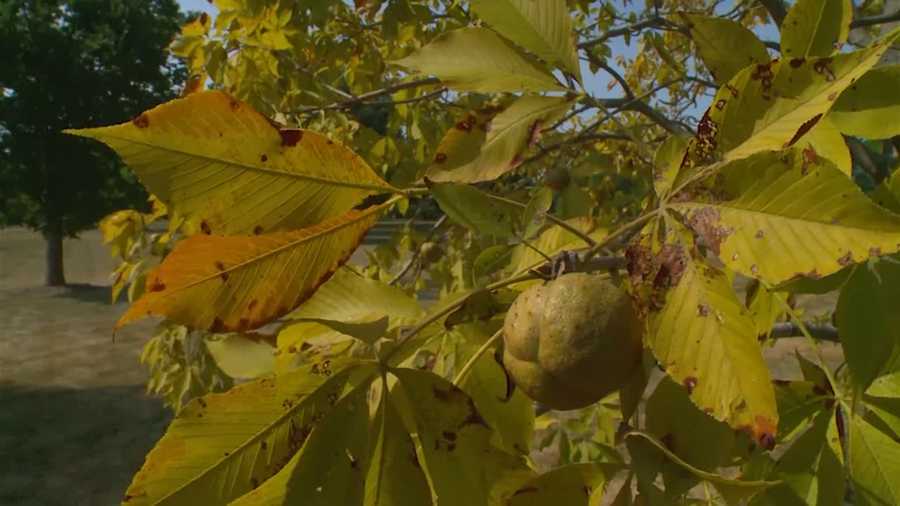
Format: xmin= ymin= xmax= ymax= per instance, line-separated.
xmin=123 ymin=362 xmax=375 ymax=505
xmin=794 ymin=115 xmax=851 ymax=175
xmin=426 ymin=95 xmax=574 ymax=183
xmin=634 ymin=221 xmax=778 ymax=442
xmin=654 ymin=135 xmax=689 ymax=199
xmin=679 ymin=14 xmax=770 ymax=84
xmin=118 ymin=201 xmax=389 ymax=332
xmin=67 ymin=91 xmax=394 ymax=235
xmin=424 ymin=108 xmax=500 ymax=180
xmin=393 ymin=27 xmax=565 ymax=93
xmin=469 ymin=0 xmax=582 ymax=82
xmin=830 ymin=65 xmax=900 ymax=139
xmin=206 ymin=333 xmax=275 ymax=380
xmin=849 ymin=416 xmax=900 ymax=506
xmin=672 ymin=149 xmax=900 ymax=286
xmin=781 ymin=0 xmax=852 ymax=58
xmin=687 ymin=30 xmax=900 ymax=164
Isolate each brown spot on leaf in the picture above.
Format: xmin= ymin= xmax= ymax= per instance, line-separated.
xmin=683 ymin=376 xmax=698 ymax=394
xmin=838 ymin=251 xmax=854 ymax=266
xmin=715 ymin=99 xmax=726 ymax=110
xmin=750 ymin=62 xmax=775 ymax=98
xmin=279 ymin=129 xmax=303 ymax=147
xmin=433 ymin=152 xmax=448 ymax=164
xmin=455 ymin=115 xmax=475 ymax=131
xmin=527 ymin=120 xmax=544 ymax=146
xmin=789 ymin=58 xmax=805 ymax=68
xmin=200 ymin=220 xmax=212 ymax=235
xmin=132 ymin=114 xmax=150 ymax=128
xmin=801 ymin=146 xmax=819 ymax=174
xmin=697 ymin=304 xmax=710 ymax=317
xmin=725 ymin=83 xmax=739 ymax=98
xmin=214 ymin=261 xmax=228 ymax=281
xmin=260 ymin=154 xmax=268 ymax=162
xmin=813 ymin=58 xmax=835 ymax=81
xmin=688 ymin=207 xmax=732 ymax=256
xmin=253 ymin=225 xmax=264 ymax=235
xmin=248 ymin=299 xmax=258 ymax=311
xmin=148 ymin=278 xmax=166 ymax=292
xmin=442 ymin=431 xmax=457 ymax=441
xmin=513 ymin=487 xmax=539 ymax=497
xmin=210 ymin=317 xmax=226 ymax=332
xmin=785 ymin=114 xmax=822 ymax=148
xmin=229 ymin=98 xmax=241 ymax=111
xmin=828 ymin=91 xmax=838 ymax=101
xmin=755 ymin=229 xmax=765 ymax=239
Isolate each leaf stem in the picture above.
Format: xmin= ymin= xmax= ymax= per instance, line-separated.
xmin=452 ymin=328 xmax=503 ymax=386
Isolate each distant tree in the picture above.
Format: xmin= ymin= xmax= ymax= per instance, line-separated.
xmin=0 ymin=0 xmax=185 ymax=285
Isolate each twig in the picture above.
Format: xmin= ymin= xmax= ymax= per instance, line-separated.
xmin=293 ymin=77 xmax=441 ymax=114
xmin=770 ymin=322 xmax=839 ymax=342
xmin=851 ymin=8 xmax=900 ymax=28
xmin=452 ymin=329 xmax=503 ymax=386
xmin=577 ymin=17 xmax=672 ymax=50
xmin=389 ymin=215 xmax=448 ymax=286
xmin=482 ymin=192 xmax=599 ymax=248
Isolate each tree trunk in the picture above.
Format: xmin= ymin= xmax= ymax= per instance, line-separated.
xmin=44 ymin=222 xmax=66 ymax=286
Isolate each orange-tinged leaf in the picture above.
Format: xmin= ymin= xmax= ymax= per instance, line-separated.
xmin=118 ymin=201 xmax=392 ymax=332
xmin=66 ymin=91 xmax=394 ymax=235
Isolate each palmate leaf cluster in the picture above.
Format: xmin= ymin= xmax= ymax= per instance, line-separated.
xmin=69 ymin=0 xmax=900 ymax=504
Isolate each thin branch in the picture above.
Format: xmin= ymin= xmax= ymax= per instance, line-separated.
xmin=851 ymin=8 xmax=900 ymax=28
xmin=292 ymin=77 xmax=441 ymax=114
xmin=577 ymin=17 xmax=671 ymax=49
xmin=389 ymin=215 xmax=448 ymax=286
xmin=483 ymin=192 xmax=599 ymax=248
xmin=522 ymin=132 xmax=633 ymax=166
xmin=758 ymin=0 xmax=787 ymax=27
xmin=770 ymin=322 xmax=839 ymax=342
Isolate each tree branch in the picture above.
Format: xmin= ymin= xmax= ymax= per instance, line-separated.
xmin=758 ymin=0 xmax=787 ymax=27
xmin=293 ymin=77 xmax=441 ymax=114
xmin=851 ymin=8 xmax=900 ymax=28
xmin=577 ymin=17 xmax=672 ymax=50
xmin=770 ymin=322 xmax=839 ymax=342
xmin=389 ymin=215 xmax=448 ymax=286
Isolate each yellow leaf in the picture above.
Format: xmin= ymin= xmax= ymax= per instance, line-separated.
xmin=124 ymin=362 xmax=376 ymax=506
xmin=67 ymin=91 xmax=394 ymax=235
xmin=781 ymin=0 xmax=852 ymax=58
xmin=794 ymin=114 xmax=851 ymax=175
xmin=118 ymin=200 xmax=392 ymax=332
xmin=672 ymin=149 xmax=900 ymax=285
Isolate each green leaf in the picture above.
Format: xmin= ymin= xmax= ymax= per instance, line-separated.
xmin=637 ymin=221 xmax=779 ymax=441
xmin=123 ymin=362 xmax=376 ymax=505
xmin=654 ymin=135 xmax=689 ymax=199
xmin=472 ymin=245 xmax=514 ymax=283
xmin=687 ymin=30 xmax=900 ymax=164
xmin=646 ymin=377 xmax=736 ymax=471
xmin=775 ymin=381 xmax=830 ymax=441
xmin=781 ymin=0 xmax=852 ymax=58
xmin=364 ymin=385 xmax=433 ymax=506
xmin=500 ymin=463 xmax=618 ymax=506
xmin=389 ymin=367 xmax=529 ymax=506
xmin=66 ymin=92 xmax=394 ymax=235
xmin=392 ymin=27 xmax=565 ymax=93
xmin=522 ymin=187 xmax=554 ymax=239
xmin=626 ymin=432 xmax=779 ymax=504
xmin=868 ymin=371 xmax=900 ymax=398
xmin=426 ymin=95 xmax=574 ymax=183
xmin=469 ymin=0 xmax=582 ymax=82
xmin=206 ymin=333 xmax=275 ymax=380
xmin=746 ymin=281 xmax=785 ymax=339
xmin=424 ymin=109 xmax=498 ymax=180
xmin=830 ymin=65 xmax=900 ymax=139
xmin=836 ymin=259 xmax=900 ymax=390
xmin=755 ymin=409 xmax=844 ymax=506
xmin=672 ymin=149 xmax=900 ymax=286
xmin=230 ymin=378 xmax=374 ymax=505
xmin=850 ymin=416 xmax=900 ymax=506
xmin=794 ymin=115 xmax=851 ymax=175
xmin=286 ymin=267 xmax=423 ymax=323
xmin=679 ymin=14 xmax=770 ymax=84
xmin=430 ymin=182 xmax=521 ymax=239
xmin=508 ymin=217 xmax=606 ymax=275
xmin=453 ymin=325 xmax=534 ymax=456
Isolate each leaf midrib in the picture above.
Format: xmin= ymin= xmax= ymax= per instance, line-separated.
xmin=86 ymin=132 xmax=395 ymax=193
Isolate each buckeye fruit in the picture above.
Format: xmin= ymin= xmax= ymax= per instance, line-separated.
xmin=502 ymin=273 xmax=643 ymax=410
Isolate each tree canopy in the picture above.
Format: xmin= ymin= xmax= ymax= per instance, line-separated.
xmin=0 ymin=0 xmax=185 ymax=284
